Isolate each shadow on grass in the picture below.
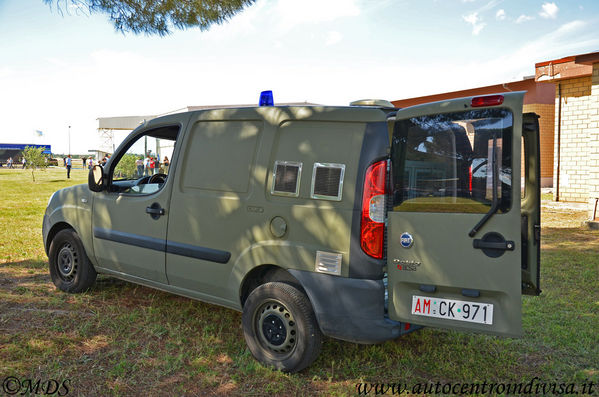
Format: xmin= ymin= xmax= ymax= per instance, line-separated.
xmin=542 ymin=226 xmax=599 ymax=251
xmin=0 ymin=260 xmax=49 ymax=285
xmin=1 ymin=220 xmax=597 ymax=395
xmin=1 ymin=260 xmax=129 ymax=290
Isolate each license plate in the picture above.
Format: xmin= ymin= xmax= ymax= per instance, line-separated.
xmin=411 ymin=295 xmax=493 ymax=325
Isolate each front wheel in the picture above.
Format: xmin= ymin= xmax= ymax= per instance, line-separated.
xmin=242 ymin=282 xmax=322 ymax=373
xmin=48 ymin=229 xmax=97 ymax=293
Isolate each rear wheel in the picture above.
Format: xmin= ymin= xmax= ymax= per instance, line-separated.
xmin=49 ymin=229 xmax=97 ymax=293
xmin=242 ymin=282 xmax=322 ymax=373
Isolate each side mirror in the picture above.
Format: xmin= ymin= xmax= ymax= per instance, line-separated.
xmin=88 ymin=165 xmax=105 ymax=192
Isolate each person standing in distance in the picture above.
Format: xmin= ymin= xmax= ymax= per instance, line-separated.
xmin=136 ymin=156 xmax=144 ymax=177
xmin=66 ymin=155 xmax=72 ymax=178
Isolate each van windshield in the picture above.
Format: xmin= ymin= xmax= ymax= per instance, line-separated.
xmin=391 ymin=108 xmax=513 ymax=214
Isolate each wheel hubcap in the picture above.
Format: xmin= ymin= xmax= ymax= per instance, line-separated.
xmin=262 ymin=314 xmax=286 ymax=346
xmin=256 ymin=300 xmax=298 ymax=355
xmin=57 ymin=243 xmax=78 ymax=281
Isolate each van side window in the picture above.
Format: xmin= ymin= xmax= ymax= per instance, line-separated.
xmin=391 ymin=109 xmax=513 ymax=214
xmin=109 ymin=126 xmax=179 ymax=195
xmin=181 ymin=121 xmax=261 ymax=193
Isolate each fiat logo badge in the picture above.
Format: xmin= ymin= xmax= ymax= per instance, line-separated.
xmin=400 ymin=232 xmax=414 ymax=248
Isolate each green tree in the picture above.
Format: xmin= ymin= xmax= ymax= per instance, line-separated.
xmin=22 ymin=146 xmax=49 ymax=182
xmin=114 ymin=154 xmax=138 ymax=179
xmin=43 ymin=0 xmax=256 ymax=36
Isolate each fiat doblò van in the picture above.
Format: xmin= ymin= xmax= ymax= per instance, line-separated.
xmin=43 ymin=92 xmax=540 ymax=372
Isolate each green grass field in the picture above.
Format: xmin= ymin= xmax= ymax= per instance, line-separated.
xmin=1 ymin=168 xmax=597 ymax=396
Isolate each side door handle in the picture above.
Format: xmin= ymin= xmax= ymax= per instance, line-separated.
xmin=146 ymin=203 xmax=165 ymax=220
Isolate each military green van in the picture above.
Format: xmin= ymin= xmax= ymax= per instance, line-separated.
xmin=43 ymin=92 xmax=540 ymax=372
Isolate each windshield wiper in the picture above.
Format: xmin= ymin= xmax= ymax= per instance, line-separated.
xmin=469 ymin=134 xmax=499 ymax=237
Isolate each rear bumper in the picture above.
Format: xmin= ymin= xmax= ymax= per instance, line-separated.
xmin=288 ymin=269 xmax=419 ymax=344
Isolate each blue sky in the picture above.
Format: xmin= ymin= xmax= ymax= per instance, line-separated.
xmin=0 ymin=0 xmax=598 ymax=154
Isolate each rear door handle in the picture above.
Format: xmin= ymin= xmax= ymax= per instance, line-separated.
xmin=473 ymin=240 xmax=515 ymax=250
xmin=472 ymin=232 xmax=514 ymax=258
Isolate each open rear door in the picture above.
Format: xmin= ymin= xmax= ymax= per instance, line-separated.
xmin=387 ymin=92 xmax=537 ymax=337
xmin=521 ymin=113 xmax=541 ymax=296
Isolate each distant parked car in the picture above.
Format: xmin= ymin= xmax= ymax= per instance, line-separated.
xmin=47 ymin=158 xmax=59 ymax=166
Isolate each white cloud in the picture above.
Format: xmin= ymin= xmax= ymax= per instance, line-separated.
xmin=273 ymin=0 xmax=360 ymax=32
xmin=463 ymin=12 xmax=486 ymax=35
xmin=472 ymin=22 xmax=486 ymax=35
xmin=516 ymin=14 xmax=534 ymax=23
xmin=463 ymin=12 xmax=478 ymax=25
xmin=495 ymin=9 xmax=506 ymax=20
xmin=325 ymin=31 xmax=343 ymax=46
xmin=44 ymin=57 xmax=69 ymax=67
xmin=202 ymin=0 xmax=361 ymax=38
xmin=396 ymin=19 xmax=599 ymax=98
xmin=540 ymin=2 xmax=559 ymax=19
xmin=461 ymin=0 xmax=501 ymax=33
xmin=477 ymin=19 xmax=596 ymax=81
xmin=199 ymin=1 xmax=266 ymax=39
xmin=553 ymin=19 xmax=585 ymax=34
xmin=0 ymin=67 xmax=13 ymax=79
xmin=475 ymin=0 xmax=503 ymax=14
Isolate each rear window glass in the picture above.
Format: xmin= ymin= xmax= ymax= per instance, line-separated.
xmin=391 ymin=108 xmax=513 ymax=214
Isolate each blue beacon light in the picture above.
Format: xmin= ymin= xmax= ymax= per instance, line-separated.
xmin=259 ymin=90 xmax=274 ymax=106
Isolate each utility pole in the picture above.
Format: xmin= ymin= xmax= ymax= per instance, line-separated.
xmin=68 ymin=125 xmax=71 ymax=155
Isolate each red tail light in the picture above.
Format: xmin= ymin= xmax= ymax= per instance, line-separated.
xmin=471 ymin=94 xmax=504 ymax=107
xmin=361 ymin=160 xmax=387 ymax=259
xmin=469 ymin=165 xmax=472 ymax=194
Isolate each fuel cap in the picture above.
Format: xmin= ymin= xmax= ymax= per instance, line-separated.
xmin=270 ymin=216 xmax=287 ymax=238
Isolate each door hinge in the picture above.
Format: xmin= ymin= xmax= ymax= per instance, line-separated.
xmin=534 ymin=224 xmax=541 ymax=243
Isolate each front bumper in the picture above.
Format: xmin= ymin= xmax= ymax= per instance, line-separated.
xmin=288 ymin=269 xmax=419 ymax=344
xmin=42 ymin=213 xmax=50 ymax=255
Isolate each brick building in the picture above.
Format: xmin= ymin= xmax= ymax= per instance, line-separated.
xmin=535 ymin=52 xmax=599 ymax=219
xmin=392 ymin=77 xmax=556 ymax=187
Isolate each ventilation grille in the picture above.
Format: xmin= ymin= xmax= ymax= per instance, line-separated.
xmin=315 ymin=251 xmax=342 ymax=276
xmin=272 ymin=161 xmax=302 ymax=197
xmin=311 ymin=163 xmax=345 ymax=201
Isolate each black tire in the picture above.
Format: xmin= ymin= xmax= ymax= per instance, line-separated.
xmin=48 ymin=229 xmax=97 ymax=293
xmin=242 ymin=282 xmax=322 ymax=373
